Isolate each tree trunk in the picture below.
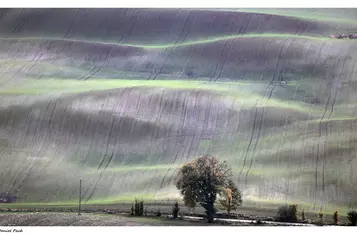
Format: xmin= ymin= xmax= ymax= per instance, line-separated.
xmin=202 ymin=201 xmax=216 ymax=223
xmin=204 ymin=205 xmax=215 ymax=223
xmin=207 ymin=212 xmax=214 ymax=223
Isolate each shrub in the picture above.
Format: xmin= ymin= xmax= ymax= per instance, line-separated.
xmin=130 ymin=203 xmax=134 ymax=216
xmin=255 ymin=219 xmax=263 ymax=225
xmin=156 ymin=209 xmax=162 ymax=217
xmin=132 ymin=198 xmax=144 ymax=216
xmin=318 ymin=212 xmax=323 ymax=219
xmin=301 ymin=210 xmax=305 ymax=222
xmin=347 ymin=210 xmax=357 ymax=226
xmin=218 ymin=180 xmax=243 ymax=217
xmin=317 ymin=212 xmax=324 ymax=226
xmin=139 ymin=201 xmax=144 ymax=216
xmin=291 ymin=204 xmax=298 ymax=221
xmin=276 ymin=204 xmax=298 ymax=223
xmin=172 ymin=201 xmax=180 ymax=219
xmin=333 ymin=211 xmax=339 ymax=225
xmin=134 ymin=199 xmax=139 ymax=215
xmin=179 ymin=213 xmax=184 ymax=220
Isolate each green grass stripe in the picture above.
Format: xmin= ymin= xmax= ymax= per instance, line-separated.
xmin=0 ymin=33 xmax=336 ymax=50
xmin=85 ymin=164 xmax=178 ymax=174
xmin=0 ymin=193 xmax=159 ymax=207
xmin=0 ymin=78 xmax=320 ymax=115
xmin=83 ymin=163 xmax=291 ymax=178
xmin=1 ymin=196 xmax=349 ymax=214
xmin=202 ymin=9 xmax=357 ymax=25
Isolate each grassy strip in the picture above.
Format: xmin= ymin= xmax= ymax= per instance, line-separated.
xmin=84 ymin=164 xmax=291 ymax=177
xmin=205 ymin=9 xmax=357 ymax=25
xmin=0 ymin=79 xmax=234 ymax=94
xmin=0 ymin=78 xmax=319 ymax=115
xmin=1 ymin=198 xmax=349 ymax=215
xmin=0 ymin=33 xmax=335 ymax=50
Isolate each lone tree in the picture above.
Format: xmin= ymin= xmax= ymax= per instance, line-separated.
xmin=219 ymin=179 xmax=242 ymax=217
xmin=175 ymin=155 xmax=238 ymax=223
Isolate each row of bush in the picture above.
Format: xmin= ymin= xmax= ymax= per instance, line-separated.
xmin=277 ymin=204 xmax=357 ymax=226
xmin=129 ymin=199 xmax=357 ymax=226
xmin=130 ymin=198 xmax=181 ymax=219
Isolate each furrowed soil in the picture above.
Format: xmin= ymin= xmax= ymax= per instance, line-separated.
xmin=0 ymin=212 xmax=203 ymax=226
xmin=0 ymin=204 xmax=350 ymax=226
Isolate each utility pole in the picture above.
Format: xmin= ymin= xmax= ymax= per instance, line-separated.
xmin=78 ymin=179 xmax=82 ymax=216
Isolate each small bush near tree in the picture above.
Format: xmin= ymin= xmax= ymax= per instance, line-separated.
xmin=255 ymin=219 xmax=263 ymax=225
xmin=131 ymin=203 xmax=134 ymax=216
xmin=156 ymin=209 xmax=162 ymax=217
xmin=276 ymin=204 xmax=298 ymax=223
xmin=179 ymin=212 xmax=184 ymax=220
xmin=333 ymin=211 xmax=339 ymax=225
xmin=347 ymin=210 xmax=357 ymax=226
xmin=317 ymin=212 xmax=324 ymax=226
xmin=172 ymin=202 xmax=180 ymax=219
xmin=134 ymin=199 xmax=140 ymax=215
xmin=139 ymin=201 xmax=144 ymax=216
xmin=132 ymin=198 xmax=144 ymax=216
xmin=301 ymin=210 xmax=305 ymax=222
xmin=218 ymin=179 xmax=242 ymax=217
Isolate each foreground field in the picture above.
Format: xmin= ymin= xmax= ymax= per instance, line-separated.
xmin=0 ymin=203 xmax=352 ymax=226
xmin=0 ymin=211 xmax=313 ymax=226
xmin=0 ymin=212 xmax=206 ymax=226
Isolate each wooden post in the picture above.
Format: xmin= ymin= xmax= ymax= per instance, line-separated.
xmin=78 ymin=179 xmax=82 ymax=215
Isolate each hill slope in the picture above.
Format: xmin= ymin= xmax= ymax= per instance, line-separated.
xmin=0 ymin=8 xmax=357 ymax=212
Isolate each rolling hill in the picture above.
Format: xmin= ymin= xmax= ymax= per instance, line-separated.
xmin=0 ymin=8 xmax=357 ymax=213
